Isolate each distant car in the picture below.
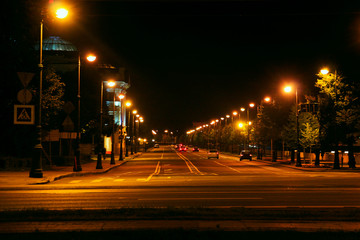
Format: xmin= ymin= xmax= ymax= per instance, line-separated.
xmin=179 ymin=146 xmax=187 ymax=152
xmin=240 ymin=150 xmax=252 ymax=161
xmin=154 ymin=144 xmax=160 ymax=148
xmin=207 ymin=149 xmax=219 ymax=159
xmin=192 ymin=147 xmax=199 ymax=152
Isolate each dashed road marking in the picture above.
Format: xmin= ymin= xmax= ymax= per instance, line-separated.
xmin=69 ymin=180 xmax=82 ymax=184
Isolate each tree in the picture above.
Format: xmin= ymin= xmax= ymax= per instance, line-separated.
xmin=41 ymin=67 xmax=65 ymax=130
xmin=316 ymin=70 xmax=359 ymax=168
xmin=299 ymin=112 xmax=320 ymax=164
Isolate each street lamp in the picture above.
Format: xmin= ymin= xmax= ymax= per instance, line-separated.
xmin=247 ymin=103 xmax=255 ymax=150
xmin=125 ymin=101 xmax=131 ymax=157
xmin=55 ymin=8 xmax=69 ymax=19
xmin=30 ymin=4 xmax=69 ymax=178
xmin=232 ymin=111 xmax=238 ymax=122
xmin=97 ymin=80 xmax=106 ymax=169
xmin=86 ymin=54 xmax=96 ymax=62
xmin=319 ymin=68 xmax=340 ymax=169
xmin=74 ymin=53 xmax=98 ymax=172
xmin=107 ymin=80 xmax=116 ymax=165
xmin=284 ymin=85 xmax=301 ymax=167
xmin=118 ymin=94 xmax=125 ymax=161
xmin=320 ymin=68 xmax=329 ymax=75
xmin=132 ymin=110 xmax=138 ymax=154
xmin=264 ymin=96 xmax=271 ymax=103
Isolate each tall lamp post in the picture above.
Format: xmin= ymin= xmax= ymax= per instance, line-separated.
xmin=320 ymin=68 xmax=340 ymax=169
xmin=74 ymin=53 xmax=97 ymax=172
xmin=125 ymin=101 xmax=131 ymax=157
xmin=284 ymin=85 xmax=302 ymax=167
xmin=131 ymin=110 xmax=137 ymax=154
xmin=30 ymin=6 xmax=68 ymax=178
xmin=247 ymin=103 xmax=255 ymax=150
xmin=107 ymin=81 xmax=116 ymax=165
xmin=118 ymin=94 xmax=125 ymax=161
xmin=97 ymin=80 xmax=105 ymax=169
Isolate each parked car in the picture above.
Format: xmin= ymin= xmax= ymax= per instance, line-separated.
xmin=192 ymin=147 xmax=199 ymax=152
xmin=207 ymin=149 xmax=219 ymax=159
xmin=154 ymin=144 xmax=160 ymax=148
xmin=240 ymin=150 xmax=252 ymax=161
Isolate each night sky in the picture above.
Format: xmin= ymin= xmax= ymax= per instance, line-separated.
xmin=52 ymin=0 xmax=360 ymax=132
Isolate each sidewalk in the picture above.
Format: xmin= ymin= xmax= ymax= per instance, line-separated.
xmin=220 ymin=151 xmax=360 ymax=172
xmin=0 ymin=153 xmax=142 ymax=187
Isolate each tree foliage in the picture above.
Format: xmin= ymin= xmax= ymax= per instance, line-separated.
xmin=39 ymin=67 xmax=65 ymax=130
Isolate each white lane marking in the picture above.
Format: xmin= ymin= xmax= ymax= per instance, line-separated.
xmin=114 ymin=179 xmax=125 ymax=182
xmin=214 ymin=161 xmax=242 ymax=173
xmin=91 ymin=179 xmax=104 ymax=183
xmin=69 ymin=180 xmax=82 ymax=184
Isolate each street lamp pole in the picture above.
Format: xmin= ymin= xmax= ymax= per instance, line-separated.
xmin=96 ymin=81 xmax=104 ymax=169
xmin=118 ymin=94 xmax=125 ymax=161
xmin=30 ymin=16 xmax=44 ymax=178
xmin=295 ymin=87 xmax=302 ymax=167
xmin=125 ymin=102 xmax=131 ymax=157
xmin=110 ymin=88 xmax=116 ymax=165
xmin=73 ymin=54 xmax=82 ymax=171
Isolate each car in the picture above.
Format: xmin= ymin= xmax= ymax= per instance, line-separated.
xmin=240 ymin=150 xmax=252 ymax=161
xmin=154 ymin=144 xmax=160 ymax=148
xmin=179 ymin=146 xmax=187 ymax=152
xmin=192 ymin=147 xmax=199 ymax=152
xmin=207 ymin=149 xmax=219 ymax=159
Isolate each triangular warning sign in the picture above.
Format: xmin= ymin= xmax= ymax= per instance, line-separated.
xmin=14 ymin=105 xmax=35 ymax=125
xmin=18 ymin=108 xmax=31 ymax=120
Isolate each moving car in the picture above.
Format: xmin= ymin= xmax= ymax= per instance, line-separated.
xmin=207 ymin=149 xmax=219 ymax=159
xmin=192 ymin=147 xmax=199 ymax=152
xmin=179 ymin=145 xmax=187 ymax=152
xmin=154 ymin=144 xmax=160 ymax=148
xmin=240 ymin=150 xmax=252 ymax=161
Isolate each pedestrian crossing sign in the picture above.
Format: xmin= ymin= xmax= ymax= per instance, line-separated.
xmin=14 ymin=105 xmax=35 ymax=125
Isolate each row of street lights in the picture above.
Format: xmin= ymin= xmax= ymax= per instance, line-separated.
xmin=31 ymin=3 xmax=128 ymax=177
xmin=96 ymin=81 xmax=144 ymax=169
xmin=187 ymin=68 xmax=332 ymax=167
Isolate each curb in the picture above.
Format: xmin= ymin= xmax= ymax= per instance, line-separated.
xmin=219 ymin=152 xmax=360 ymax=172
xmin=32 ymin=152 xmax=143 ymax=185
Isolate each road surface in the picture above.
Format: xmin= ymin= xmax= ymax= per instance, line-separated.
xmin=1 ymin=145 xmax=359 ymax=210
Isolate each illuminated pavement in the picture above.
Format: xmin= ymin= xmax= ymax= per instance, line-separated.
xmin=1 ymin=146 xmax=360 ymax=210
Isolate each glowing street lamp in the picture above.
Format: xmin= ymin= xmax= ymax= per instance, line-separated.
xmin=107 ymin=81 xmax=116 ymax=87
xmin=31 ymin=4 xmax=69 ymax=178
xmin=284 ymin=86 xmax=292 ymax=93
xmin=55 ymin=8 xmax=69 ymax=19
xmin=86 ymin=54 xmax=97 ymax=62
xmin=320 ymin=68 xmax=329 ymax=75
xmin=284 ymin=84 xmax=301 ymax=167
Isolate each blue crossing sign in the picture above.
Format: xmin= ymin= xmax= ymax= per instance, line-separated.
xmin=14 ymin=105 xmax=35 ymax=125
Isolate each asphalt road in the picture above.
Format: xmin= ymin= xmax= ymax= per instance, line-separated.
xmin=1 ymin=145 xmax=359 ymax=211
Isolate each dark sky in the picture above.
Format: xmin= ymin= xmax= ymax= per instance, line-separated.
xmin=55 ymin=0 xmax=360 ymax=132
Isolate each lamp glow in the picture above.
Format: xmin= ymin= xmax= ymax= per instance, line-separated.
xmin=56 ymin=8 xmax=68 ymax=19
